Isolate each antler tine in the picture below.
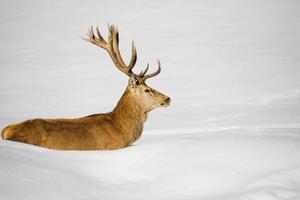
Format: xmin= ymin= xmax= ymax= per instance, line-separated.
xmin=139 ymin=62 xmax=149 ymax=77
xmin=107 ymin=24 xmax=114 ymax=45
xmin=96 ymin=26 xmax=106 ymax=44
xmin=128 ymin=40 xmax=137 ymax=70
xmin=142 ymin=59 xmax=161 ymax=81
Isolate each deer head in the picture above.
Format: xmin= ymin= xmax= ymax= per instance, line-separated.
xmin=84 ymin=25 xmax=170 ymax=112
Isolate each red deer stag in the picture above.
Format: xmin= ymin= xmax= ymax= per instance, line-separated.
xmin=1 ymin=25 xmax=170 ymax=150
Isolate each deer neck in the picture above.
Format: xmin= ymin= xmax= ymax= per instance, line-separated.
xmin=111 ymin=89 xmax=148 ymax=142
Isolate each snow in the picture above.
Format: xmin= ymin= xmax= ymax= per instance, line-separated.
xmin=1 ymin=0 xmax=300 ymax=199
xmin=1 ymin=130 xmax=300 ymax=200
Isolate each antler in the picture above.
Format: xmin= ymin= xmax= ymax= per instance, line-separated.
xmin=84 ymin=25 xmax=161 ymax=81
xmin=84 ymin=25 xmax=137 ymax=77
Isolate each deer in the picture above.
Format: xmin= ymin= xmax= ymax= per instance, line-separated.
xmin=1 ymin=25 xmax=170 ymax=150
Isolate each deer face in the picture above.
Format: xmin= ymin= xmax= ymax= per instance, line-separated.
xmin=128 ymin=76 xmax=170 ymax=111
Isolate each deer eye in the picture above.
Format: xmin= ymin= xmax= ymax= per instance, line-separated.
xmin=144 ymin=89 xmax=151 ymax=93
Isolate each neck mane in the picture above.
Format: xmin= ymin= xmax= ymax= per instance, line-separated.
xmin=111 ymin=89 xmax=148 ymax=144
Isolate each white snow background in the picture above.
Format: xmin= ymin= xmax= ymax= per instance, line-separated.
xmin=1 ymin=0 xmax=300 ymax=199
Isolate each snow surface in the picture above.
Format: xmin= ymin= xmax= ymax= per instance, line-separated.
xmin=1 ymin=0 xmax=300 ymax=199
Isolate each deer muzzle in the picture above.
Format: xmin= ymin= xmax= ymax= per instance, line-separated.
xmin=161 ymin=97 xmax=171 ymax=107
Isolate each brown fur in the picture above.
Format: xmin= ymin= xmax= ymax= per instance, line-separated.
xmin=1 ymin=85 xmax=169 ymax=150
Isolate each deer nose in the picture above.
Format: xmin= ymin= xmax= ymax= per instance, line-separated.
xmin=165 ymin=97 xmax=171 ymax=104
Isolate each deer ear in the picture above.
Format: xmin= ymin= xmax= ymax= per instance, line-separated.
xmin=128 ymin=75 xmax=138 ymax=88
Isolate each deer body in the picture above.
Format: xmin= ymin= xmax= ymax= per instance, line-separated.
xmin=2 ymin=89 xmax=152 ymax=150
xmin=1 ymin=25 xmax=170 ymax=150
